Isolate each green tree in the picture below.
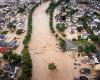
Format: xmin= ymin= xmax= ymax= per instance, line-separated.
xmin=88 ymin=45 xmax=97 ymax=53
xmin=78 ymin=45 xmax=84 ymax=52
xmin=89 ymin=35 xmax=98 ymax=42
xmin=48 ymin=63 xmax=56 ymax=70
xmin=59 ymin=37 xmax=66 ymax=51
xmin=16 ymin=29 xmax=23 ymax=35
xmin=77 ymin=27 xmax=83 ymax=32
xmin=7 ymin=22 xmax=16 ymax=30
xmin=56 ymin=23 xmax=66 ymax=32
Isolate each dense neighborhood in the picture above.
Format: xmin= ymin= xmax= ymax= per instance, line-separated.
xmin=0 ymin=0 xmax=100 ymax=80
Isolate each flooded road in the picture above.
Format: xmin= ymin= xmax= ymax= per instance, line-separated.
xmin=29 ymin=2 xmax=74 ymax=80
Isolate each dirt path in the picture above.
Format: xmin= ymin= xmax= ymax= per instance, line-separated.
xmin=29 ymin=2 xmax=74 ymax=80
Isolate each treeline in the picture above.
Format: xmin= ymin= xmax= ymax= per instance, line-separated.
xmin=18 ymin=4 xmax=39 ymax=80
xmin=18 ymin=47 xmax=32 ymax=80
xmin=23 ymin=4 xmax=39 ymax=46
xmin=47 ymin=0 xmax=67 ymax=51
xmin=46 ymin=0 xmax=67 ymax=33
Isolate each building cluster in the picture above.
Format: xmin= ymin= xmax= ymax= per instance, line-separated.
xmin=0 ymin=0 xmax=40 ymax=53
xmin=55 ymin=0 xmax=100 ymax=40
xmin=55 ymin=0 xmax=100 ymax=79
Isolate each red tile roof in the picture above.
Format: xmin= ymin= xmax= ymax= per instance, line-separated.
xmin=0 ymin=47 xmax=7 ymax=53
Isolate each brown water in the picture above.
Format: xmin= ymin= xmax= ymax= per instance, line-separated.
xmin=29 ymin=2 xmax=74 ymax=80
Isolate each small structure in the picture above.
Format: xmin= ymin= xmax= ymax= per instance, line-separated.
xmin=0 ymin=34 xmax=5 ymax=41
xmin=81 ymin=31 xmax=89 ymax=39
xmin=7 ymin=40 xmax=17 ymax=49
xmin=0 ymin=47 xmax=8 ymax=53
xmin=3 ymin=63 xmax=19 ymax=80
xmin=92 ymin=56 xmax=99 ymax=64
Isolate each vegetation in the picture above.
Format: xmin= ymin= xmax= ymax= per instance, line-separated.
xmin=89 ymin=35 xmax=99 ymax=42
xmin=16 ymin=29 xmax=23 ymax=35
xmin=77 ymin=27 xmax=83 ymax=32
xmin=47 ymin=1 xmax=56 ymax=33
xmin=19 ymin=47 xmax=32 ymax=80
xmin=67 ymin=9 xmax=78 ymax=16
xmin=79 ymin=1 xmax=89 ymax=4
xmin=47 ymin=0 xmax=65 ymax=33
xmin=76 ymin=38 xmax=97 ymax=57
xmin=18 ymin=7 xmax=25 ymax=13
xmin=23 ymin=4 xmax=39 ymax=46
xmin=47 ymin=0 xmax=67 ymax=51
xmin=78 ymin=13 xmax=100 ymax=56
xmin=75 ymin=39 xmax=93 ymax=46
xmin=80 ymin=76 xmax=88 ymax=80
xmin=78 ymin=45 xmax=84 ymax=52
xmin=49 ymin=12 xmax=55 ymax=33
xmin=48 ymin=63 xmax=56 ymax=70
xmin=3 ymin=51 xmax=21 ymax=64
xmin=46 ymin=0 xmax=63 ymax=13
xmin=56 ymin=23 xmax=66 ymax=32
xmin=59 ymin=37 xmax=66 ymax=51
xmin=1 ymin=31 xmax=8 ymax=35
xmin=78 ymin=44 xmax=97 ymax=57
xmin=18 ymin=4 xmax=39 ymax=80
xmin=78 ymin=14 xmax=94 ymax=35
xmin=7 ymin=22 xmax=16 ymax=30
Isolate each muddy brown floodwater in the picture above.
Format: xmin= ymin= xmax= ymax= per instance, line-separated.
xmin=29 ymin=2 xmax=75 ymax=80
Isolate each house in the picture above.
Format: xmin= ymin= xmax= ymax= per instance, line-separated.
xmin=7 ymin=40 xmax=17 ymax=49
xmin=0 ymin=17 xmax=4 ymax=23
xmin=0 ymin=34 xmax=5 ymax=40
xmin=93 ymin=30 xmax=100 ymax=35
xmin=81 ymin=31 xmax=89 ymax=39
xmin=93 ymin=56 xmax=99 ymax=64
xmin=0 ymin=47 xmax=8 ymax=53
xmin=94 ymin=18 xmax=100 ymax=23
xmin=3 ymin=63 xmax=19 ymax=80
xmin=90 ymin=22 xmax=97 ymax=30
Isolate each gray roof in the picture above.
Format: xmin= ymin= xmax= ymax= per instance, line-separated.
xmin=65 ymin=40 xmax=78 ymax=50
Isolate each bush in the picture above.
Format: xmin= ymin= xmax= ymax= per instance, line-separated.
xmin=77 ymin=27 xmax=83 ymax=32
xmin=82 ymin=44 xmax=97 ymax=57
xmin=80 ymin=76 xmax=88 ymax=80
xmin=62 ymin=33 xmax=66 ymax=37
xmin=59 ymin=37 xmax=66 ymax=51
xmin=16 ymin=29 xmax=23 ymax=35
xmin=55 ymin=34 xmax=58 ymax=38
xmin=1 ymin=31 xmax=8 ymax=35
xmin=7 ymin=22 xmax=16 ymax=30
xmin=48 ymin=63 xmax=56 ymax=70
xmin=56 ymin=23 xmax=66 ymax=32
xmin=78 ymin=45 xmax=84 ymax=52
xmin=89 ymin=35 xmax=99 ymax=42
xmin=72 ymin=38 xmax=76 ymax=41
xmin=3 ymin=51 xmax=21 ymax=64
